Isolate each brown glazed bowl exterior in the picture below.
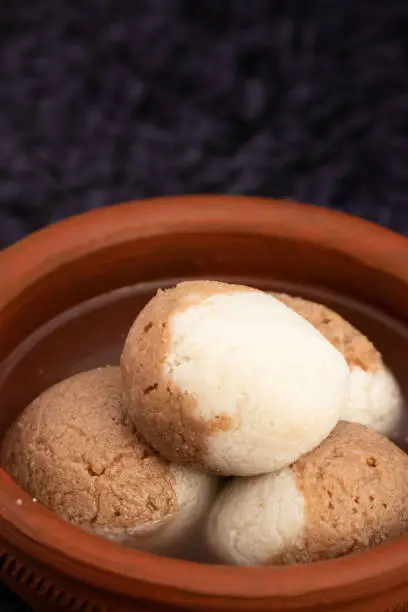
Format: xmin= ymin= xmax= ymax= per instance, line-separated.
xmin=1 ymin=195 xmax=408 ymax=612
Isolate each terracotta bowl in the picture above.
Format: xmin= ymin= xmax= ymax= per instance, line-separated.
xmin=2 ymin=195 xmax=408 ymax=612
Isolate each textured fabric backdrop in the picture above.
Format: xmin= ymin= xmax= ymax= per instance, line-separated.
xmin=1 ymin=1 xmax=408 ymax=609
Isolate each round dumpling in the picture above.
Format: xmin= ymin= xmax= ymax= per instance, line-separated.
xmin=121 ymin=280 xmax=349 ymax=476
xmin=1 ymin=367 xmax=217 ymax=555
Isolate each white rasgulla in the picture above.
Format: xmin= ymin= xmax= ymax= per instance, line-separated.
xmin=0 ymin=367 xmax=218 ymax=556
xmin=121 ymin=281 xmax=350 ymax=476
xmin=206 ymin=421 xmax=408 ymax=566
xmin=275 ymin=293 xmax=405 ymax=436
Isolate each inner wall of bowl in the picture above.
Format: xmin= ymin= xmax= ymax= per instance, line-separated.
xmin=1 ymin=229 xmax=408 ymax=440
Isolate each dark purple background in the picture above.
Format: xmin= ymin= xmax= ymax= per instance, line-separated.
xmin=1 ymin=1 xmax=408 ymax=252
xmin=1 ymin=1 xmax=408 ymax=609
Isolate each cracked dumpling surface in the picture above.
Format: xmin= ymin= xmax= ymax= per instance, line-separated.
xmin=206 ymin=422 xmax=408 ymax=566
xmin=0 ymin=367 xmax=217 ymax=553
xmin=274 ymin=293 xmax=405 ymax=436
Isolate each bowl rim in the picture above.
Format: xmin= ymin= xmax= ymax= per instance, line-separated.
xmin=2 ymin=194 xmax=408 ymax=606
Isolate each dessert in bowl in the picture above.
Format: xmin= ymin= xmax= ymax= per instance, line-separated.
xmin=1 ymin=195 xmax=408 ymax=611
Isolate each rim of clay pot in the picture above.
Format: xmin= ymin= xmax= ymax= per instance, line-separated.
xmin=1 ymin=194 xmax=408 ymax=608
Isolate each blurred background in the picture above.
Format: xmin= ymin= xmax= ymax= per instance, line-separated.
xmin=1 ymin=1 xmax=408 ymax=252
xmin=0 ymin=0 xmax=407 ymax=608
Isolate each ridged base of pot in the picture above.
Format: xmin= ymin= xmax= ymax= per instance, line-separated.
xmin=1 ymin=534 xmax=408 ymax=612
xmin=0 ymin=538 xmax=157 ymax=612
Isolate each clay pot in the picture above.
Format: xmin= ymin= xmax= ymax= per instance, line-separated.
xmin=1 ymin=195 xmax=408 ymax=612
